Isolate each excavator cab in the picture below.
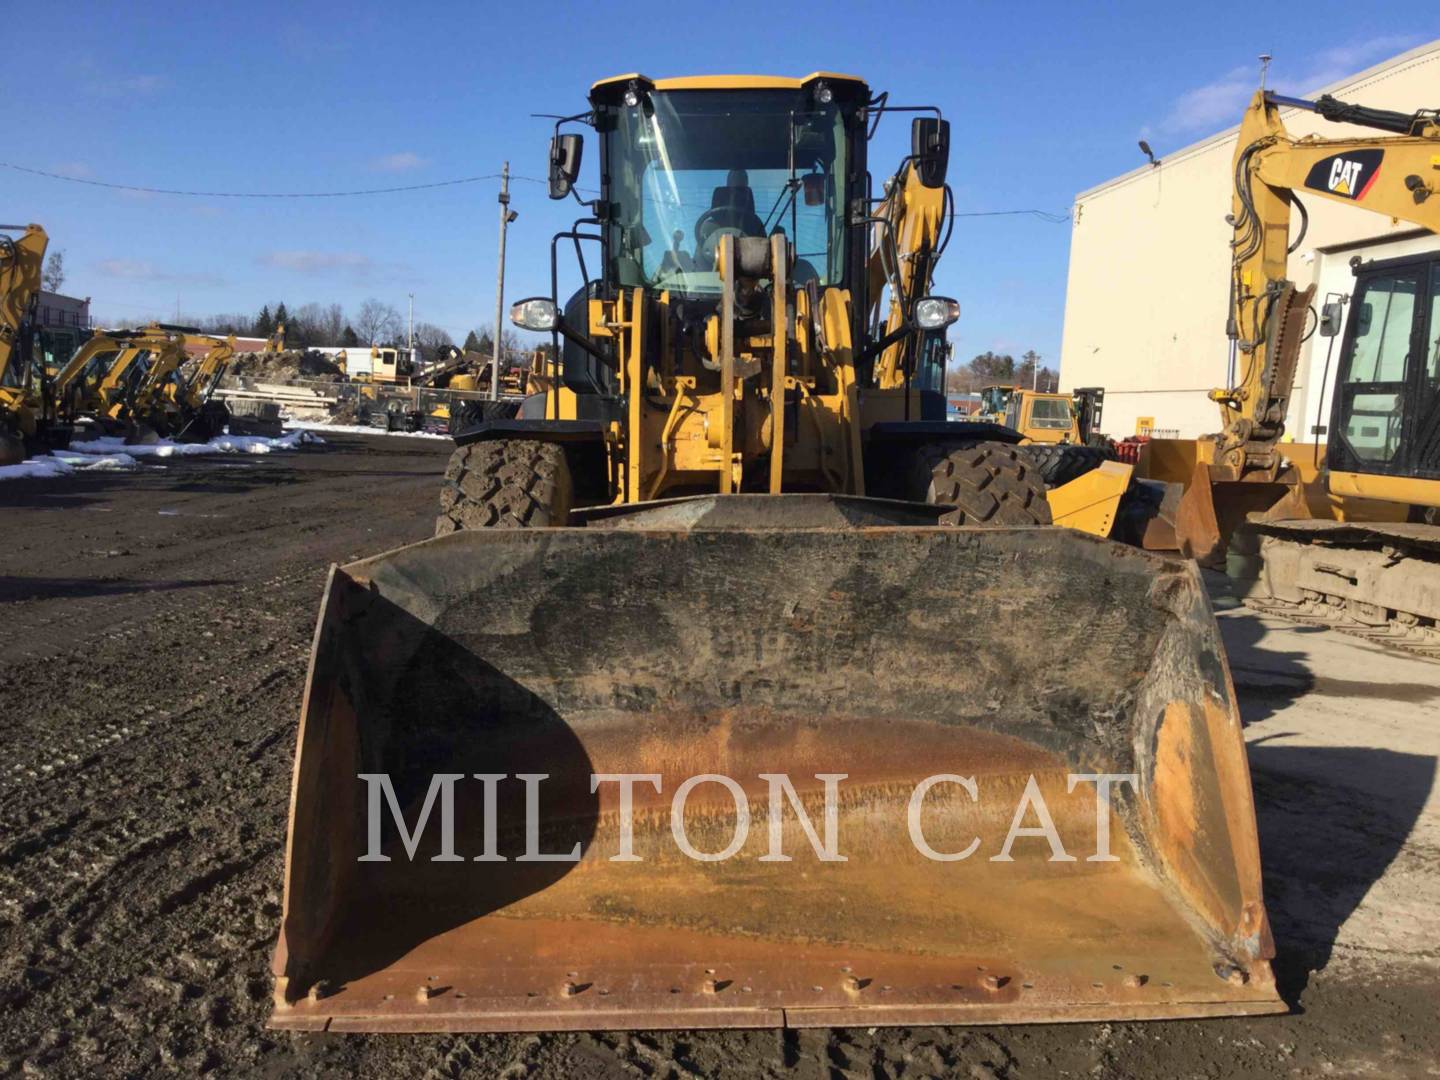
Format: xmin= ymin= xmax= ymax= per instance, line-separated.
xmin=1326 ymin=253 xmax=1440 ymax=481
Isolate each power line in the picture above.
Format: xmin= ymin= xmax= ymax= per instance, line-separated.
xmin=948 ymin=208 xmax=1071 ymax=223
xmin=10 ymin=159 xmax=1060 ymax=217
xmin=0 ymin=161 xmax=563 ymax=199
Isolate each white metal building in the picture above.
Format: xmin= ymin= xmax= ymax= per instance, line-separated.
xmin=1059 ymin=40 xmax=1440 ymax=440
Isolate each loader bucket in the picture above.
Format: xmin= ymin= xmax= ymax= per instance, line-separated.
xmin=271 ymin=500 xmax=1282 ymax=1032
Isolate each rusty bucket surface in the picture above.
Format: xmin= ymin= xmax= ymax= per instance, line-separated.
xmin=271 ymin=518 xmax=1282 ymax=1032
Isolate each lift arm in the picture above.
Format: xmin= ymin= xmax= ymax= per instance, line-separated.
xmin=866 ymin=161 xmax=949 ymax=389
xmin=0 ymin=225 xmax=48 ymax=390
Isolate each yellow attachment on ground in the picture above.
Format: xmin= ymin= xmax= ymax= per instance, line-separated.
xmin=1047 ymin=460 xmax=1133 ymax=536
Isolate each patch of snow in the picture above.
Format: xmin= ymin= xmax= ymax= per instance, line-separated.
xmin=0 ymin=429 xmax=323 ymax=482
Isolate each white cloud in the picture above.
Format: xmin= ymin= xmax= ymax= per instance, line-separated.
xmin=369 ymin=151 xmax=428 ymax=173
xmin=94 ymin=258 xmax=156 ymax=280
xmin=93 ymin=259 xmax=225 ymax=287
xmin=258 ymin=250 xmax=374 ymax=275
xmin=1150 ymin=35 xmax=1424 ymax=138
xmin=92 ymin=73 xmax=168 ymax=99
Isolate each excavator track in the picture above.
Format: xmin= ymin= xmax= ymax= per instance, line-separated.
xmin=1240 ymin=519 xmax=1440 ymax=662
xmin=1243 ymin=595 xmax=1440 ymax=661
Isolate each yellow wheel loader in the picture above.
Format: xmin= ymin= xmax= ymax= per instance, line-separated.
xmin=272 ymin=73 xmax=1280 ymax=1033
xmin=975 ymin=384 xmax=1115 ymax=488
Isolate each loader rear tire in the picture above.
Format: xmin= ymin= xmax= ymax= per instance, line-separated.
xmin=436 ymin=438 xmax=573 ymax=534
xmin=1023 ymin=443 xmax=1113 ymax=488
xmin=911 ymin=441 xmax=1052 ymax=526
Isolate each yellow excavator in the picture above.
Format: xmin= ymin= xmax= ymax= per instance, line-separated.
xmin=1160 ymin=88 xmax=1440 ymax=654
xmin=123 ymin=331 xmax=236 ymax=441
xmin=0 ymin=223 xmax=62 ymax=464
xmin=272 ymin=73 xmax=1278 ymax=1033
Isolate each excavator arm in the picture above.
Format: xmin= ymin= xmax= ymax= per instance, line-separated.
xmin=0 ymin=225 xmax=49 ymax=461
xmin=1216 ymin=90 xmax=1440 ymax=462
xmin=1 ymin=225 xmax=48 ymax=391
xmin=1177 ymin=89 xmax=1440 ymax=562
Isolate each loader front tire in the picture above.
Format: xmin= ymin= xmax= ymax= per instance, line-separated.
xmin=436 ymin=439 xmax=573 ymax=534
xmin=911 ymin=441 xmax=1052 ymax=526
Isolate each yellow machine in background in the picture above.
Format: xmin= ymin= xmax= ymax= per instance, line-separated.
xmin=973 ymin=383 xmax=1115 ymax=488
xmin=124 ymin=332 xmax=236 ymax=441
xmin=271 ymin=72 xmax=1278 ymax=1034
xmin=1146 ymin=86 xmax=1440 ymax=653
xmin=0 ymin=223 xmax=58 ymax=464
xmin=1163 ymin=87 xmax=1440 ymax=562
xmin=50 ymin=324 xmax=233 ymax=443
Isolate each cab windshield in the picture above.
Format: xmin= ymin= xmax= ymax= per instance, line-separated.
xmin=605 ymin=89 xmax=848 ymax=295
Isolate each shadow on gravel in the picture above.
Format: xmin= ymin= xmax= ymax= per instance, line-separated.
xmin=0 ymin=576 xmax=234 ymax=602
xmin=1249 ymin=741 xmax=1436 ymax=1009
xmin=1215 ymin=611 xmax=1317 ymax=725
xmin=277 ymin=580 xmax=598 ymax=1003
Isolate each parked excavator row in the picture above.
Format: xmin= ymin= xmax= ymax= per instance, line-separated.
xmin=1143 ymin=87 xmax=1440 ymax=655
xmin=272 ymin=72 xmax=1278 ymax=1035
xmin=50 ymin=324 xmax=237 ymax=443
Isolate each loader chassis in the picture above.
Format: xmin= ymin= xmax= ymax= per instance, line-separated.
xmin=444 ymin=76 xmax=1048 ymax=521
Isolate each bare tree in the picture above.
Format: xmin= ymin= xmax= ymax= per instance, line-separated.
xmin=320 ymin=303 xmax=345 ymax=345
xmin=411 ymin=321 xmax=454 ymax=362
xmin=355 ymin=298 xmax=402 ymax=345
xmin=42 ymin=251 xmax=66 ymax=292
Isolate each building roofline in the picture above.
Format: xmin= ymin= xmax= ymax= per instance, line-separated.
xmin=1074 ymin=37 xmax=1440 ymax=203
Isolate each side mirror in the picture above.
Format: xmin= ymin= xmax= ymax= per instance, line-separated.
xmin=1319 ymin=300 xmax=1345 ymax=337
xmin=548 ymin=133 xmax=583 ymax=200
xmin=911 ymin=117 xmax=950 ymax=189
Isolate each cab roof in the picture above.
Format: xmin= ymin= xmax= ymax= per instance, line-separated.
xmin=591 ymin=72 xmax=866 ymax=93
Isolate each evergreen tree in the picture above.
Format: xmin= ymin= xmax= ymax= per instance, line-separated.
xmin=273 ymin=302 xmax=289 ymax=330
xmin=462 ymin=329 xmax=482 ymax=353
xmin=341 ymin=325 xmax=360 ymax=348
xmin=255 ymin=305 xmax=273 ymax=337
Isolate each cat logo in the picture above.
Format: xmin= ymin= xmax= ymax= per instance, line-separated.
xmin=1328 ymin=158 xmax=1363 ymax=195
xmin=1304 ymin=149 xmax=1384 ymax=201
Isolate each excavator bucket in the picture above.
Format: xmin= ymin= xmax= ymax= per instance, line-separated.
xmin=271 ymin=497 xmax=1282 ymax=1032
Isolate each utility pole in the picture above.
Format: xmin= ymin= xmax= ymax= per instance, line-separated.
xmin=407 ymin=293 xmax=414 ymax=367
xmin=491 ymin=161 xmax=516 ymax=402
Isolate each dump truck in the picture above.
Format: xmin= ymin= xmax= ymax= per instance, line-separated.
xmin=271 ymin=72 xmax=1280 ymax=1033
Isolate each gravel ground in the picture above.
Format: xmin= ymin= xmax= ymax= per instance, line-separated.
xmin=1 ymin=433 xmax=1435 ymax=1078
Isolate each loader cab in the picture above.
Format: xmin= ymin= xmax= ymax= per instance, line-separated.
xmin=1326 ymin=252 xmax=1440 ymax=483
xmin=591 ymin=78 xmax=865 ymax=298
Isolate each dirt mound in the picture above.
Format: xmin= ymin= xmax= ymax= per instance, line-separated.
xmin=225 ymin=350 xmax=344 ymax=383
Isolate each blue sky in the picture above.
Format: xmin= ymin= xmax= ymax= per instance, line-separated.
xmin=5 ymin=1 xmax=1429 ymax=365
